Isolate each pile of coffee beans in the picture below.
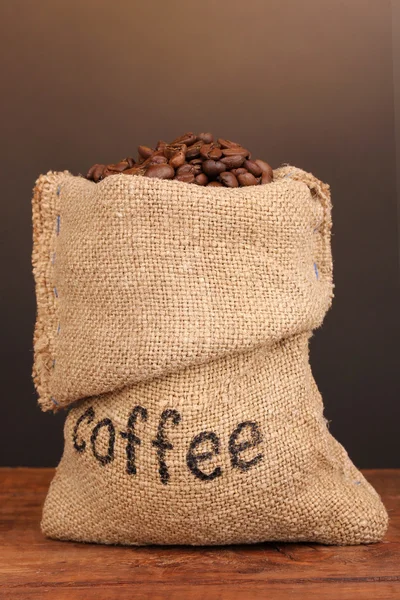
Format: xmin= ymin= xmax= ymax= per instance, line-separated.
xmin=85 ymin=132 xmax=273 ymax=188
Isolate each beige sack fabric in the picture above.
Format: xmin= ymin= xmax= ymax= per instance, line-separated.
xmin=32 ymin=166 xmax=388 ymax=545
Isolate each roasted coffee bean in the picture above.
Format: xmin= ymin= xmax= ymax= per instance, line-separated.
xmin=86 ymin=164 xmax=95 ymax=179
xmin=176 ymin=163 xmax=194 ymax=175
xmin=175 ymin=172 xmax=196 ymax=183
xmin=86 ymin=132 xmax=274 ymax=187
xmin=191 ymin=163 xmax=203 ymax=175
xmin=200 ymin=143 xmax=213 ymax=160
xmin=195 ymin=173 xmax=208 ymax=186
xmin=171 ymin=132 xmax=198 ymax=146
xmin=200 ymin=143 xmax=222 ymax=161
xmin=149 ymin=155 xmax=168 ymax=164
xmin=186 ymin=142 xmax=203 ymax=159
xmin=222 ymin=147 xmax=250 ymax=158
xmin=156 ymin=140 xmax=167 ymax=151
xmin=87 ymin=164 xmax=105 ymax=181
xmin=243 ymin=159 xmax=262 ymax=177
xmin=164 ymin=143 xmax=187 ymax=160
xmin=169 ymin=149 xmax=186 ymax=169
xmin=138 ymin=145 xmax=154 ymax=159
xmin=261 ymin=171 xmax=273 ymax=184
xmin=121 ymin=157 xmax=136 ymax=168
xmin=212 ymin=161 xmax=227 ymax=175
xmin=93 ymin=165 xmax=107 ymax=181
xmin=255 ymin=159 xmax=273 ymax=183
xmin=202 ymin=159 xmax=226 ymax=178
xmin=217 ymin=138 xmax=240 ymax=149
xmin=207 ymin=181 xmax=223 ymax=187
xmin=219 ymin=172 xmax=239 ymax=188
xmin=209 ymin=147 xmax=223 ymax=160
xmin=139 ymin=152 xmax=165 ymax=169
xmin=198 ymin=132 xmax=214 ymax=143
xmin=123 ymin=165 xmax=146 ymax=176
xmin=144 ymin=164 xmax=175 ymax=179
xmin=231 ymin=168 xmax=248 ymax=176
xmin=220 ymin=154 xmax=245 ymax=169
xmin=103 ymin=161 xmax=129 ymax=176
xmin=238 ymin=172 xmax=258 ymax=186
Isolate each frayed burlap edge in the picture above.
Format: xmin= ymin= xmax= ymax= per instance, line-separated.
xmin=276 ymin=165 xmax=333 ymax=284
xmin=32 ymin=171 xmax=70 ymax=412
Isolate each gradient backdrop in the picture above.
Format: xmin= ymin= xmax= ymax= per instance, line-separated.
xmin=1 ymin=0 xmax=399 ymax=467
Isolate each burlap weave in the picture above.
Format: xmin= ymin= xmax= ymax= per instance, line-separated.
xmin=32 ymin=167 xmax=388 ymax=545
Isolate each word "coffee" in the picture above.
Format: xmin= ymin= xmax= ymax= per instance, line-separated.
xmin=72 ymin=405 xmax=263 ymax=485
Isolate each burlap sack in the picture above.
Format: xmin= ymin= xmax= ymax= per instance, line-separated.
xmin=32 ymin=166 xmax=388 ymax=545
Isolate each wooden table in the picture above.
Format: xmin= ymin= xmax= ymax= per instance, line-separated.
xmin=0 ymin=468 xmax=399 ymax=599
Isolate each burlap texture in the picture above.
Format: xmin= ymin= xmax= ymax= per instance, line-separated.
xmin=32 ymin=167 xmax=388 ymax=545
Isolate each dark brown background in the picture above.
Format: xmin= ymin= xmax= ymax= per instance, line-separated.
xmin=1 ymin=0 xmax=399 ymax=467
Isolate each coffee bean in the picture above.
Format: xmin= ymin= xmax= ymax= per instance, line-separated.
xmin=195 ymin=173 xmax=208 ymax=186
xmin=209 ymin=147 xmax=223 ymax=160
xmin=231 ymin=168 xmax=248 ymax=176
xmin=213 ymin=161 xmax=227 ymax=174
xmin=222 ymin=147 xmax=250 ymax=158
xmin=93 ymin=165 xmax=107 ymax=181
xmin=164 ymin=143 xmax=187 ymax=159
xmin=144 ymin=164 xmax=175 ymax=179
xmin=149 ymin=155 xmax=168 ymax=164
xmin=139 ymin=153 xmax=164 ymax=169
xmin=220 ymin=154 xmax=245 ymax=169
xmin=238 ymin=173 xmax=258 ymax=186
xmin=261 ymin=171 xmax=273 ymax=184
xmin=219 ymin=172 xmax=239 ymax=188
xmin=123 ymin=165 xmax=146 ymax=176
xmin=255 ymin=160 xmax=273 ymax=182
xmin=123 ymin=157 xmax=136 ymax=168
xmin=243 ymin=160 xmax=262 ymax=177
xmin=217 ymin=138 xmax=240 ymax=149
xmin=202 ymin=160 xmax=226 ymax=178
xmin=198 ymin=132 xmax=214 ymax=143
xmin=171 ymin=132 xmax=198 ymax=146
xmin=169 ymin=149 xmax=186 ymax=169
xmin=87 ymin=164 xmax=105 ymax=182
xmin=86 ymin=132 xmax=274 ymax=188
xmin=191 ymin=163 xmax=203 ymax=175
xmin=200 ymin=143 xmax=213 ymax=160
xmin=186 ymin=142 xmax=203 ymax=159
xmin=175 ymin=172 xmax=196 ymax=183
xmin=176 ymin=164 xmax=194 ymax=175
xmin=200 ymin=143 xmax=222 ymax=161
xmin=138 ymin=145 xmax=154 ymax=159
xmin=103 ymin=161 xmax=129 ymax=175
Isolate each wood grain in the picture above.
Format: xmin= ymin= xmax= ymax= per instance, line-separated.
xmin=0 ymin=468 xmax=399 ymax=599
